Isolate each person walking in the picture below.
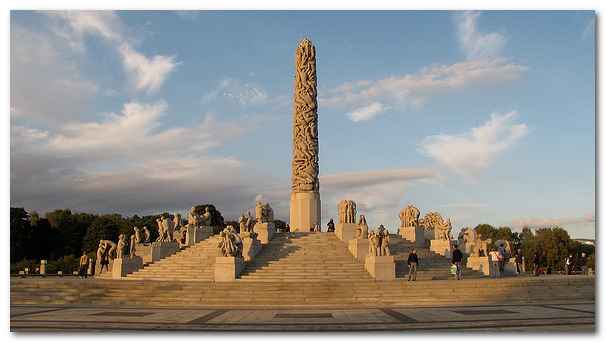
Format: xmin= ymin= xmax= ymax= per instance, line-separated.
xmin=489 ymin=247 xmax=501 ymax=278
xmin=566 ymin=254 xmax=574 ymax=275
xmin=452 ymin=244 xmax=463 ymax=280
xmin=326 ymin=219 xmax=335 ymax=232
xmin=579 ymin=253 xmax=588 ymax=275
xmin=78 ymin=251 xmax=89 ymax=278
xmin=407 ymin=249 xmax=419 ymax=281
xmin=533 ymin=253 xmax=540 ymax=276
xmin=515 ymin=249 xmax=524 ymax=276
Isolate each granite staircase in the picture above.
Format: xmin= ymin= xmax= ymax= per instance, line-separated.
xmin=238 ymin=232 xmax=374 ymax=282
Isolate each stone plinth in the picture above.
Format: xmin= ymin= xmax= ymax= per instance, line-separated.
xmin=214 ymin=256 xmax=245 ymax=282
xmin=112 ymin=256 xmax=143 ymax=278
xmin=348 ymin=237 xmax=369 ymax=262
xmin=151 ymin=241 xmax=180 ymax=262
xmin=466 ymin=256 xmax=490 ymax=275
xmin=399 ymin=226 xmax=425 ymax=245
xmin=430 ymin=239 xmax=452 ymax=258
xmin=186 ymin=226 xmax=214 ymax=246
xmin=290 ymin=192 xmax=321 ymax=232
xmin=364 ymin=254 xmax=396 ymax=281
xmin=424 ymin=228 xmax=435 ymax=241
xmin=253 ymin=222 xmax=276 ymax=244
xmin=242 ymin=237 xmax=262 ymax=261
xmin=335 ymin=223 xmax=357 ymax=244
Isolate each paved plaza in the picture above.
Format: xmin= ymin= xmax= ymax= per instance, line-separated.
xmin=10 ymin=301 xmax=594 ymax=332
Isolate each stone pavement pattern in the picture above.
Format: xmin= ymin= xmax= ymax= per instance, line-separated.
xmin=10 ymin=302 xmax=594 ymax=331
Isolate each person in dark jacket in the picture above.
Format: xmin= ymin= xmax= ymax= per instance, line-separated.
xmin=326 ymin=219 xmax=335 ymax=232
xmin=579 ymin=253 xmax=588 ymax=275
xmin=407 ymin=249 xmax=419 ymax=281
xmin=515 ymin=249 xmax=524 ymax=276
xmin=533 ymin=253 xmax=540 ymax=276
xmin=452 ymin=244 xmax=463 ymax=280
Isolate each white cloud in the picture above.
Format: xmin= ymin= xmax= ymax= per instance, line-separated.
xmin=202 ymin=78 xmax=268 ymax=106
xmin=346 ymin=102 xmax=388 ymax=122
xmin=454 ymin=11 xmax=508 ymax=61
xmin=418 ymin=111 xmax=530 ymax=181
xmin=119 ymin=44 xmax=180 ymax=94
xmin=321 ymin=168 xmax=437 ymax=189
xmin=321 ymin=58 xmax=528 ymax=121
xmin=510 ymin=214 xmax=595 ymax=229
xmin=582 ymin=17 xmax=595 ymax=40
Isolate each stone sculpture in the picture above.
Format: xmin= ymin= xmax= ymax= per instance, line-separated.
xmin=368 ymin=230 xmax=379 ymax=256
xmin=422 ymin=212 xmax=443 ymax=230
xmin=156 ymin=216 xmax=175 ymax=242
xmin=380 ymin=229 xmax=391 ymax=256
xmin=399 ymin=205 xmax=420 ymax=228
xmin=117 ymin=234 xmax=129 ymax=258
xmin=494 ymin=239 xmax=512 ymax=259
xmin=292 ymin=38 xmax=319 ymax=193
xmin=357 ymin=214 xmax=369 ymax=239
xmin=187 ymin=207 xmax=201 ymax=229
xmin=142 ymin=226 xmax=151 ymax=244
xmin=174 ymin=212 xmax=182 ymax=230
xmin=200 ymin=207 xmax=212 ymax=226
xmin=129 ymin=234 xmax=136 ymax=257
xmin=264 ymin=203 xmax=274 ymax=222
xmin=134 ymin=227 xmax=142 ymax=244
xmin=218 ymin=225 xmax=243 ymax=258
xmin=99 ymin=239 xmax=117 ymax=259
xmin=337 ymin=200 xmax=357 ymax=224
xmin=435 ymin=218 xmax=452 ymax=241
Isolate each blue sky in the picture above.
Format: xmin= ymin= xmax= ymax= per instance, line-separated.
xmin=9 ymin=9 xmax=596 ymax=239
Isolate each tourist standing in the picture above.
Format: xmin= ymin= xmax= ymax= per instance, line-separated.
xmin=579 ymin=253 xmax=588 ymax=275
xmin=452 ymin=244 xmax=463 ymax=280
xmin=566 ymin=254 xmax=574 ymax=275
xmin=515 ymin=249 xmax=524 ymax=276
xmin=407 ymin=249 xmax=419 ymax=281
xmin=78 ymin=252 xmax=89 ymax=278
xmin=533 ymin=253 xmax=540 ymax=276
xmin=100 ymin=250 xmax=109 ymax=273
xmin=313 ymin=221 xmax=320 ymax=232
xmin=489 ymin=247 xmax=501 ymax=278
xmin=326 ymin=219 xmax=335 ymax=232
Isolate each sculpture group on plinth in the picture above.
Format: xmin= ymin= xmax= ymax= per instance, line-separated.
xmin=335 ymin=200 xmax=358 ymax=244
xmin=398 ymin=205 xmax=424 ymax=244
xmin=184 ymin=206 xmax=214 ymax=246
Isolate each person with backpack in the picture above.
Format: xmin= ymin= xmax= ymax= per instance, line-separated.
xmin=452 ymin=244 xmax=463 ymax=280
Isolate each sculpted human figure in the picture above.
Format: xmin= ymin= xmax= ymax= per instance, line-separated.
xmin=238 ymin=215 xmax=248 ymax=233
xmin=380 ymin=229 xmax=391 ymax=256
xmin=200 ymin=207 xmax=212 ymax=226
xmin=99 ymin=239 xmax=117 ymax=259
xmin=368 ymin=230 xmax=379 ymax=256
xmin=187 ymin=207 xmax=201 ymax=229
xmin=255 ymin=202 xmax=266 ymax=223
xmin=399 ymin=205 xmax=420 ymax=228
xmin=156 ymin=218 xmax=166 ymax=242
xmin=337 ymin=200 xmax=357 ymax=224
xmin=162 ymin=216 xmax=175 ymax=242
xmin=218 ymin=226 xmax=243 ymax=257
xmin=245 ymin=211 xmax=256 ymax=231
xmin=264 ymin=203 xmax=274 ymax=222
xmin=357 ymin=215 xmax=369 ymax=238
xmin=435 ymin=218 xmax=452 ymax=241
xmin=133 ymin=227 xmax=142 ymax=244
xmin=142 ymin=226 xmax=151 ymax=244
xmin=174 ymin=212 xmax=182 ymax=230
xmin=117 ymin=234 xmax=129 ymax=258
xmin=129 ymin=234 xmax=136 ymax=257
xmin=96 ymin=243 xmax=106 ymax=261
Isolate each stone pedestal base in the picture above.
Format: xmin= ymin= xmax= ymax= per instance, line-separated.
xmin=424 ymin=228 xmax=435 ymax=241
xmin=430 ymin=239 xmax=452 ymax=258
xmin=364 ymin=254 xmax=395 ymax=281
xmin=289 ymin=191 xmax=321 ymax=232
xmin=348 ymin=237 xmax=369 ymax=262
xmin=399 ymin=226 xmax=425 ymax=245
xmin=151 ymin=241 xmax=181 ymax=262
xmin=466 ymin=256 xmax=490 ymax=275
xmin=242 ymin=237 xmax=262 ymax=261
xmin=253 ymin=222 xmax=276 ymax=244
xmin=214 ymin=256 xmax=245 ymax=282
xmin=336 ymin=223 xmax=358 ymax=244
xmin=186 ymin=226 xmax=214 ymax=246
xmin=112 ymin=256 xmax=144 ymax=278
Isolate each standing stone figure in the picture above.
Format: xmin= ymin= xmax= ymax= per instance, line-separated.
xmin=142 ymin=226 xmax=151 ymax=244
xmin=173 ymin=212 xmax=182 ymax=231
xmin=264 ymin=203 xmax=274 ymax=222
xmin=435 ymin=218 xmax=452 ymax=241
xmin=255 ymin=202 xmax=267 ymax=223
xmin=99 ymin=239 xmax=117 ymax=259
xmin=129 ymin=234 xmax=136 ymax=257
xmin=338 ymin=200 xmax=357 ymax=224
xmin=187 ymin=207 xmax=201 ymax=229
xmin=218 ymin=226 xmax=243 ymax=257
xmin=292 ymin=38 xmax=319 ymax=192
xmin=380 ymin=229 xmax=391 ymax=256
xmin=117 ymin=234 xmax=129 ymax=258
xmin=368 ymin=230 xmax=379 ymax=256
xmin=357 ymin=214 xmax=369 ymax=238
xmin=399 ymin=205 xmax=420 ymax=228
xmin=133 ymin=227 xmax=142 ymax=244
xmin=200 ymin=207 xmax=212 ymax=226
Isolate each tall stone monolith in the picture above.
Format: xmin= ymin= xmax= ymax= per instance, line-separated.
xmin=290 ymin=38 xmax=321 ymax=232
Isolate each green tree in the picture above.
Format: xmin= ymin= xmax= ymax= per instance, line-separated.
xmin=474 ymin=224 xmax=497 ymax=241
xmin=45 ymin=209 xmax=96 ymax=258
xmin=81 ymin=214 xmax=122 ymax=254
xmin=273 ymin=219 xmax=287 ymax=232
xmin=11 ymin=207 xmax=33 ymax=262
xmin=193 ymin=204 xmax=225 ymax=234
xmin=534 ymin=227 xmax=571 ymax=271
xmin=47 ymin=254 xmax=79 ymax=274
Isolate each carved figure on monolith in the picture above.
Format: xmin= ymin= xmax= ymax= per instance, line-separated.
xmin=290 ymin=38 xmax=321 ymax=232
